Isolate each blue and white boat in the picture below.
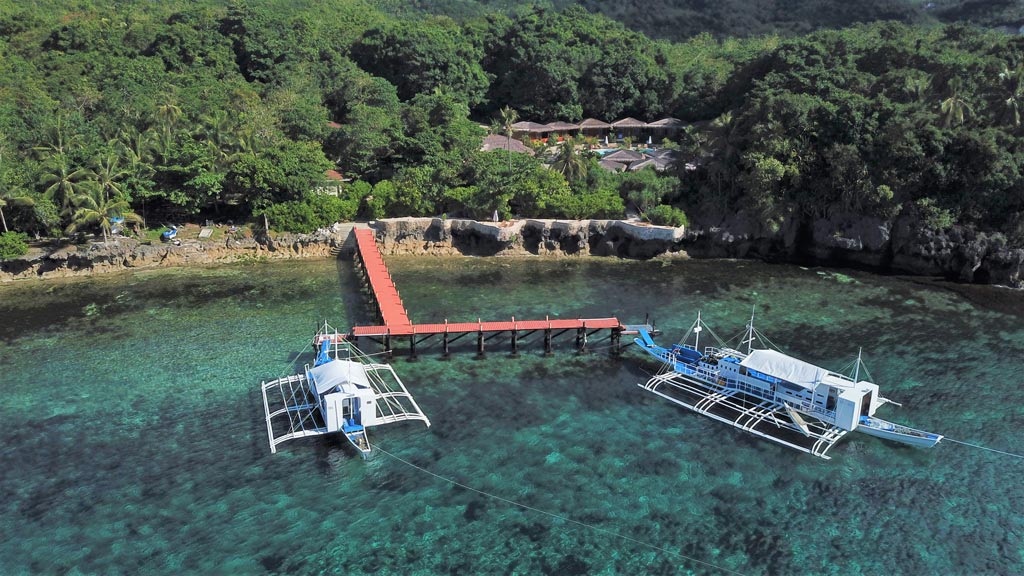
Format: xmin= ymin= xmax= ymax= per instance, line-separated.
xmin=260 ymin=321 xmax=431 ymax=457
xmin=634 ymin=312 xmax=942 ymax=459
xmin=161 ymin=225 xmax=177 ymax=242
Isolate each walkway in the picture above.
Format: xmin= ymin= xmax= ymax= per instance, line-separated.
xmin=349 ymin=228 xmax=650 ymax=355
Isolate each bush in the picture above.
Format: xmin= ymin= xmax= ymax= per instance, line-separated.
xmin=645 ymin=205 xmax=688 ymax=228
xmin=259 ymin=194 xmax=360 ymax=233
xmin=0 ymin=231 xmax=29 ymax=260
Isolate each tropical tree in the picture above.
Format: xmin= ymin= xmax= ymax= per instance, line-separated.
xmin=500 ymin=106 xmax=519 ymax=175
xmin=903 ymin=73 xmax=931 ymax=103
xmin=703 ymin=110 xmax=744 ymax=196
xmin=91 ymin=153 xmax=129 ymax=203
xmin=552 ymin=138 xmax=588 ymax=182
xmin=998 ymin=65 xmax=1023 ymax=128
xmin=0 ymin=190 xmax=35 ymax=234
xmin=65 ymin=187 xmax=142 ymax=244
xmin=0 ymin=133 xmax=34 ymax=233
xmin=154 ymin=99 xmax=184 ymax=159
xmin=200 ymin=110 xmax=239 ymax=171
xmin=40 ymin=161 xmax=93 ymax=214
xmin=940 ymin=77 xmax=972 ymax=127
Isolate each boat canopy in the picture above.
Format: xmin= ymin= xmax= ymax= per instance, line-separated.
xmin=308 ymin=359 xmax=372 ymax=395
xmin=740 ymin=349 xmax=826 ymax=390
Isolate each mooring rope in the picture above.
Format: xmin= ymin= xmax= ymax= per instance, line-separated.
xmin=371 ymin=443 xmax=747 ymax=576
xmin=943 ymin=438 xmax=1024 ymax=460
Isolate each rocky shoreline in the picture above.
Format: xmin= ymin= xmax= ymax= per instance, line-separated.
xmin=2 ymin=216 xmax=1022 ymax=288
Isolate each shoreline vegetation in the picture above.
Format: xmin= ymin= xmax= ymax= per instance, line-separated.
xmin=1 ymin=2 xmax=1024 ymax=288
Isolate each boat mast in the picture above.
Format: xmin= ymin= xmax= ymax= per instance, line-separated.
xmin=853 ymin=347 xmax=862 ymax=382
xmin=694 ymin=310 xmax=702 ymax=351
xmin=744 ymin=305 xmax=756 ymax=354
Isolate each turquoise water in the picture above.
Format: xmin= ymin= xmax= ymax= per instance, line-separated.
xmin=1 ymin=257 xmax=1022 ymax=575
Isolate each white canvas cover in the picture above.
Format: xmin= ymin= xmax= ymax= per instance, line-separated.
xmin=740 ymin=349 xmax=824 ymax=390
xmin=308 ymin=359 xmax=372 ymax=395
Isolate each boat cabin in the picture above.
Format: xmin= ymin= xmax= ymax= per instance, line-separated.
xmin=709 ymin=348 xmax=881 ymax=431
xmin=308 ymin=359 xmax=380 ymax=433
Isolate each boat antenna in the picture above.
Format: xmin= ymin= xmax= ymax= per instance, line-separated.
xmin=853 ymin=347 xmax=862 ymax=382
xmin=693 ymin=310 xmax=702 ymax=351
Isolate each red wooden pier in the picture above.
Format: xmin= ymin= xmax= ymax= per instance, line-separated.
xmin=347 ymin=228 xmax=653 ymax=358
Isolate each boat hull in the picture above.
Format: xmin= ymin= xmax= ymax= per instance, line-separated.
xmin=857 ymin=416 xmax=942 ymax=448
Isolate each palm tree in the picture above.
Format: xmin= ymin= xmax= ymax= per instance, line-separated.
xmin=0 ymin=133 xmax=33 ymax=233
xmin=999 ymin=64 xmax=1023 ymax=128
xmin=32 ymin=115 xmax=78 ymax=160
xmin=940 ymin=78 xmax=972 ymax=127
xmin=91 ymin=153 xmax=129 ymax=203
xmin=0 ymin=189 xmax=35 ymax=233
xmin=154 ymin=100 xmax=184 ymax=160
xmin=903 ymin=74 xmax=931 ymax=104
xmin=500 ymin=106 xmax=519 ymax=174
xmin=65 ymin=187 xmax=142 ymax=244
xmin=705 ymin=111 xmax=744 ymax=195
xmin=201 ymin=110 xmax=238 ymax=171
xmin=552 ymin=138 xmax=587 ymax=182
xmin=40 ymin=161 xmax=92 ymax=213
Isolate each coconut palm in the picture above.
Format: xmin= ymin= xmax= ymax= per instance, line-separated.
xmin=0 ymin=134 xmax=32 ymax=233
xmin=0 ymin=189 xmax=35 ymax=233
xmin=40 ymin=161 xmax=92 ymax=213
xmin=201 ymin=110 xmax=239 ymax=171
xmin=940 ymin=78 xmax=972 ymax=127
xmin=552 ymin=138 xmax=587 ymax=182
xmin=998 ymin=65 xmax=1024 ymax=128
xmin=91 ymin=153 xmax=129 ymax=203
xmin=500 ymin=106 xmax=518 ymax=174
xmin=705 ymin=111 xmax=744 ymax=195
xmin=32 ymin=115 xmax=78 ymax=160
xmin=903 ymin=73 xmax=931 ymax=104
xmin=65 ymin=187 xmax=142 ymax=244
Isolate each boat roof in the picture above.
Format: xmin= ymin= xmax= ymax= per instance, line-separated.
xmin=308 ymin=359 xmax=372 ymax=395
xmin=740 ymin=349 xmax=852 ymax=390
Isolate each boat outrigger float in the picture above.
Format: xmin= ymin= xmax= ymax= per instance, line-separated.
xmin=634 ymin=312 xmax=942 ymax=459
xmin=261 ymin=321 xmax=430 ymax=457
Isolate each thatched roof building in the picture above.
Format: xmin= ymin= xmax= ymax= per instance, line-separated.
xmin=481 ymin=134 xmax=534 ymax=155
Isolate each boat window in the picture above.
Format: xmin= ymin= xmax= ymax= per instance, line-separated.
xmin=826 ymin=392 xmax=837 ymax=411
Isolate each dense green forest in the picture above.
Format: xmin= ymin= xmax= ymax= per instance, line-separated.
xmin=1 ymin=0 xmax=1024 ymax=254
xmin=379 ymin=0 xmax=1024 ymax=42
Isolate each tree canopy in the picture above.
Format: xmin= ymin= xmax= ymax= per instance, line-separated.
xmin=0 ymin=1 xmax=1022 ymax=241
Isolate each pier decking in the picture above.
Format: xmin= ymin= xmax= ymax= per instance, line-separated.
xmin=347 ymin=228 xmax=652 ymax=357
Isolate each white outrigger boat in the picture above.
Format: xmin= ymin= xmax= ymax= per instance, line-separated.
xmin=261 ymin=322 xmax=430 ymax=457
xmin=634 ymin=312 xmax=942 ymax=459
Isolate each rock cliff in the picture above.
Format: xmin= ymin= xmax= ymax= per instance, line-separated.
xmin=0 ymin=226 xmax=354 ymax=282
xmin=3 ymin=216 xmax=1022 ymax=288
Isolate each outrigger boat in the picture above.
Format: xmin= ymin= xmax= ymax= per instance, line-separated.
xmin=261 ymin=321 xmax=430 ymax=457
xmin=634 ymin=312 xmax=942 ymax=459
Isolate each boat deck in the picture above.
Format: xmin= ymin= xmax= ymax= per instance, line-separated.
xmin=640 ymin=371 xmax=849 ymax=459
xmin=261 ymin=336 xmax=430 ymax=454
